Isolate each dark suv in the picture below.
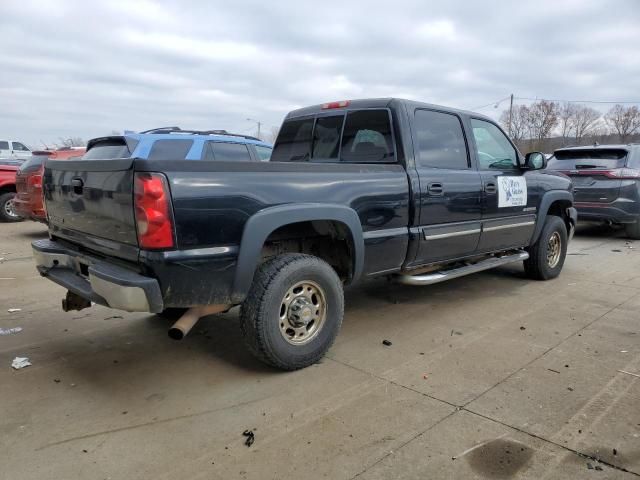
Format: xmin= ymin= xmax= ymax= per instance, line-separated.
xmin=546 ymin=144 xmax=640 ymax=238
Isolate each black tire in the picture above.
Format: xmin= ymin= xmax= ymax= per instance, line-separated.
xmin=0 ymin=192 xmax=23 ymax=222
xmin=240 ymin=253 xmax=344 ymax=371
xmin=625 ymin=221 xmax=640 ymax=240
xmin=524 ymin=215 xmax=568 ymax=280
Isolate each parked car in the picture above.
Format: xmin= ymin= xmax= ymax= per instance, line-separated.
xmin=0 ymin=140 xmax=32 ymax=160
xmin=0 ymin=159 xmax=24 ymax=222
xmin=14 ymin=147 xmax=86 ymax=222
xmin=33 ymin=98 xmax=575 ymax=370
xmin=80 ymin=127 xmax=272 ymax=162
xmin=546 ymin=144 xmax=640 ymax=238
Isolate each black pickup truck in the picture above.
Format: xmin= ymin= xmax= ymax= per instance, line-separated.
xmin=33 ymin=98 xmax=576 ymax=370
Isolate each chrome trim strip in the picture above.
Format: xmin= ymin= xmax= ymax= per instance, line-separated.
xmin=424 ymin=228 xmax=481 ymax=241
xmin=482 ymin=221 xmax=535 ymax=232
xmin=363 ymin=227 xmax=409 ymax=240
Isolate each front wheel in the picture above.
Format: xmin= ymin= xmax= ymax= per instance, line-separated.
xmin=0 ymin=192 xmax=23 ymax=222
xmin=240 ymin=254 xmax=344 ymax=371
xmin=524 ymin=215 xmax=568 ymax=280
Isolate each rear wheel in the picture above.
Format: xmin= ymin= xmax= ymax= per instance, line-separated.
xmin=240 ymin=253 xmax=344 ymax=371
xmin=524 ymin=215 xmax=567 ymax=280
xmin=0 ymin=192 xmax=23 ymax=222
xmin=625 ymin=220 xmax=640 ymax=240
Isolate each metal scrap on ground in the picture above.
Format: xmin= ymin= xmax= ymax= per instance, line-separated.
xmin=11 ymin=357 xmax=31 ymax=370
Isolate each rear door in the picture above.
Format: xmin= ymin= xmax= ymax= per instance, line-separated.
xmin=470 ymin=118 xmax=535 ymax=251
xmin=547 ymin=148 xmax=628 ymax=204
xmin=411 ymin=109 xmax=483 ymax=265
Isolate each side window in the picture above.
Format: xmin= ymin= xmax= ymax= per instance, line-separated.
xmin=312 ymin=115 xmax=344 ymax=160
xmin=414 ymin=110 xmax=468 ymax=169
xmin=271 ymin=118 xmax=314 ymax=162
xmin=341 ymin=110 xmax=394 ymax=163
xmin=148 ymin=139 xmax=193 ymax=161
xmin=0 ymin=141 xmax=9 ymax=150
xmin=210 ymin=142 xmax=251 ymax=161
xmin=470 ymin=119 xmax=518 ymax=170
xmin=12 ymin=142 xmax=30 ymax=151
xmin=254 ymin=145 xmax=272 ymax=161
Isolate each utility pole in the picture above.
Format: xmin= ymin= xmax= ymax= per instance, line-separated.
xmin=508 ymin=93 xmax=514 ymax=137
xmin=246 ymin=118 xmax=262 ymax=139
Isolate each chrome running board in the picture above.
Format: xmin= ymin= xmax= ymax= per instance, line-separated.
xmin=396 ymin=251 xmax=529 ymax=286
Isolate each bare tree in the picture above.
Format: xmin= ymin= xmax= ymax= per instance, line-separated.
xmin=499 ymin=104 xmax=529 ymax=144
xmin=59 ymin=137 xmax=86 ymax=147
xmin=528 ymin=100 xmax=559 ymax=149
xmin=605 ymin=105 xmax=640 ymax=142
xmin=558 ymin=102 xmax=577 ymax=145
xmin=572 ymin=105 xmax=602 ymax=142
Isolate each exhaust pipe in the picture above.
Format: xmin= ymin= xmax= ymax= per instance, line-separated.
xmin=168 ymin=304 xmax=231 ymax=340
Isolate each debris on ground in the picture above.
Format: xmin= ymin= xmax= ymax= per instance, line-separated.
xmin=520 ymin=326 xmax=526 ymax=330
xmin=620 ymin=350 xmax=628 ymax=353
xmin=587 ymin=462 xmax=594 ymax=470
xmin=104 ymin=315 xmax=123 ymax=320
xmin=242 ymin=429 xmax=255 ymax=447
xmin=567 ymin=387 xmax=574 ymax=391
xmin=547 ymin=368 xmax=560 ymax=374
xmin=422 ymin=373 xmax=429 ymax=380
xmin=0 ymin=327 xmax=23 ymax=336
xmin=611 ymin=249 xmax=622 ymax=252
xmin=382 ymin=339 xmax=392 ymax=346
xmin=11 ymin=357 xmax=31 ymax=370
xmin=7 ymin=308 xmax=22 ymax=313
xmin=618 ymin=369 xmax=640 ymax=378
xmin=613 ymin=448 xmax=617 ymax=456
xmin=54 ymin=379 xmax=61 ymax=383
xmin=450 ymin=330 xmax=463 ymax=336
xmin=595 ymin=465 xmax=603 ymax=471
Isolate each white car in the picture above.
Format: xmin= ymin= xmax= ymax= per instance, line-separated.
xmin=0 ymin=140 xmax=31 ymax=160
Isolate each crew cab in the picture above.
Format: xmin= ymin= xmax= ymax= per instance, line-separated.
xmin=33 ymin=98 xmax=576 ymax=370
xmin=0 ymin=140 xmax=32 ymax=160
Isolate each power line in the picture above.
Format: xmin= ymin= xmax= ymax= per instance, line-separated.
xmin=469 ymin=95 xmax=640 ymax=111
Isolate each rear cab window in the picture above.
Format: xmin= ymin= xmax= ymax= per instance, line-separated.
xmin=0 ymin=141 xmax=9 ymax=150
xmin=414 ymin=109 xmax=469 ymax=169
xmin=272 ymin=109 xmax=395 ymax=163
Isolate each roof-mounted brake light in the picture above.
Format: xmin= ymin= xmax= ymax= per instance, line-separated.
xmin=321 ymin=100 xmax=350 ymax=109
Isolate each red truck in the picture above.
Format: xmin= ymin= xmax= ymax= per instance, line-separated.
xmin=0 ymin=160 xmax=23 ymax=222
xmin=14 ymin=147 xmax=85 ymax=222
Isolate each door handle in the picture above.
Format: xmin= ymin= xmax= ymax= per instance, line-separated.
xmin=484 ymin=182 xmax=497 ymax=194
xmin=427 ymin=182 xmax=444 ymax=196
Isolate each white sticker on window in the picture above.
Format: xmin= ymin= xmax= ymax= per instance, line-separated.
xmin=498 ymin=176 xmax=527 ymax=208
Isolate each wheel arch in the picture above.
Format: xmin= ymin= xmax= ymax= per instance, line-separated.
xmin=232 ymin=204 xmax=364 ymax=302
xmin=530 ymin=191 xmax=574 ymax=244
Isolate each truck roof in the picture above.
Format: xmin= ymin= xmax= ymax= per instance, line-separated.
xmin=284 ymin=98 xmax=495 ymax=122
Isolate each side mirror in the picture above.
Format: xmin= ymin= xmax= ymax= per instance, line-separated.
xmin=524 ymin=151 xmax=547 ymax=170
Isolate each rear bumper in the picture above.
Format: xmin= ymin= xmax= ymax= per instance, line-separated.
xmin=13 ymin=196 xmax=46 ymax=221
xmin=574 ymin=201 xmax=640 ymax=224
xmin=32 ymin=239 xmax=164 ymax=312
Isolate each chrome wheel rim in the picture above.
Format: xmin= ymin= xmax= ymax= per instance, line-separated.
xmin=279 ymin=280 xmax=327 ymax=345
xmin=547 ymin=231 xmax=561 ymax=268
xmin=4 ymin=197 xmax=18 ymax=218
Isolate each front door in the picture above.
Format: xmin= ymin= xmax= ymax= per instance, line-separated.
xmin=10 ymin=142 xmax=31 ymax=160
xmin=469 ymin=119 xmax=535 ymax=252
xmin=412 ymin=109 xmax=483 ymax=265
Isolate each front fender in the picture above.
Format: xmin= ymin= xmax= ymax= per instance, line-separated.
xmin=531 ymin=190 xmax=574 ymax=244
xmin=231 ymin=203 xmax=365 ymax=302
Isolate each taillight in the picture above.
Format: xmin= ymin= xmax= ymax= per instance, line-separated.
xmin=134 ymin=172 xmax=174 ymax=249
xmin=601 ymin=168 xmax=640 ymax=179
xmin=28 ymin=174 xmax=42 ymax=189
xmin=321 ymin=100 xmax=350 ymax=109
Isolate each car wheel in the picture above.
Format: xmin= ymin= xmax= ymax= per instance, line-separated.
xmin=240 ymin=253 xmax=344 ymax=371
xmin=625 ymin=221 xmax=640 ymax=240
xmin=0 ymin=192 xmax=23 ymax=222
xmin=524 ymin=215 xmax=567 ymax=280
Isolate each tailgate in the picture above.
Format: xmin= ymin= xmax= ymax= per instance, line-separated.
xmin=44 ymin=158 xmax=138 ymax=255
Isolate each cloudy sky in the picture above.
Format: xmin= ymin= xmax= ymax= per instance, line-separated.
xmin=2 ymin=0 xmax=639 ymax=147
